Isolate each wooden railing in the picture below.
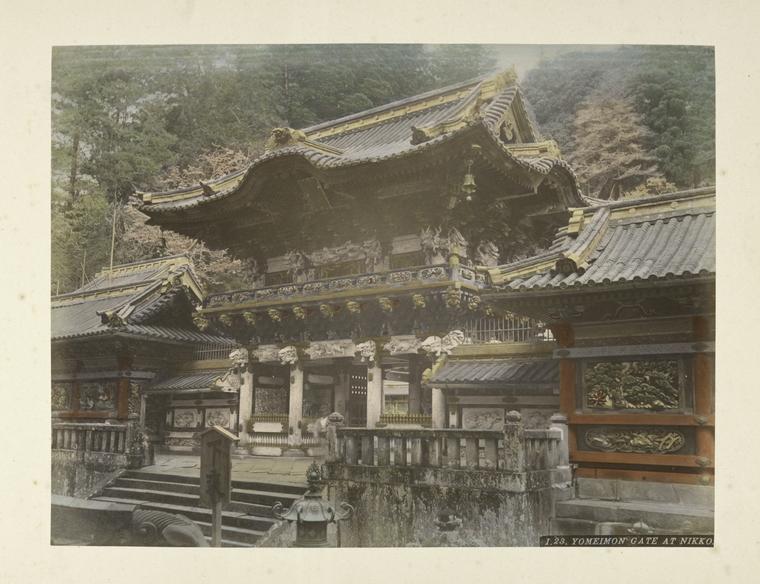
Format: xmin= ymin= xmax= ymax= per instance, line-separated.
xmin=52 ymin=422 xmax=130 ymax=454
xmin=462 ymin=315 xmax=554 ymax=344
xmin=378 ymin=413 xmax=432 ymax=427
xmin=250 ymin=413 xmax=289 ymax=424
xmin=327 ymin=412 xmax=562 ymax=473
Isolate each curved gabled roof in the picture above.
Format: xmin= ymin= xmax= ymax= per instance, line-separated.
xmin=135 ymin=69 xmax=583 ymax=217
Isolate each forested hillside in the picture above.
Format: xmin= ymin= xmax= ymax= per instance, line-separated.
xmin=523 ymin=45 xmax=714 ymax=199
xmin=51 ymin=44 xmax=714 ymax=295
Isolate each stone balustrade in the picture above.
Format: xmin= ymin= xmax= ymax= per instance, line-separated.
xmin=326 ymin=411 xmax=563 ymax=476
xmin=52 ymin=422 xmax=131 ymax=454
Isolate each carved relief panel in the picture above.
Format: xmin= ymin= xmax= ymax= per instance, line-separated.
xmin=52 ymin=382 xmax=72 ymax=411
xmin=580 ymin=426 xmax=692 ymax=455
xmin=79 ymin=381 xmax=117 ymax=411
xmin=582 ymin=359 xmax=684 ymax=411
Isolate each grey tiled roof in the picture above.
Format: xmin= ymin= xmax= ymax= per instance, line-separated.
xmin=429 ymin=359 xmax=558 ymax=387
xmin=136 ymin=72 xmax=583 ymax=214
xmin=492 ymin=188 xmax=716 ymax=292
xmin=51 ymin=255 xmax=232 ymax=345
xmin=150 ymin=369 xmax=230 ymax=392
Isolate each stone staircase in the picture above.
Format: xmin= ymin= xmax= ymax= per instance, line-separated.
xmin=553 ymin=477 xmax=714 ymax=535
xmin=90 ymin=469 xmax=305 ymax=547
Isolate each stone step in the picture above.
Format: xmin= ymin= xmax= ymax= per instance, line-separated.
xmin=194 ymin=520 xmax=267 ymax=545
xmin=112 ymin=477 xmax=301 ymax=510
xmin=205 ymin=538 xmax=255 ymax=548
xmin=575 ymin=478 xmax=714 ymax=508
xmin=121 ymin=469 xmax=306 ymax=496
xmin=555 ymin=499 xmax=714 ymax=532
xmin=92 ymin=495 xmax=277 ymax=532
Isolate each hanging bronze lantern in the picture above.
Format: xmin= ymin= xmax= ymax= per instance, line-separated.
xmin=462 ymin=159 xmax=477 ymax=201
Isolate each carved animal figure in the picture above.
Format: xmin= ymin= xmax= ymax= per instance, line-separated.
xmin=420 ymin=330 xmax=465 ymax=358
xmin=278 ymin=345 xmax=298 ymax=365
xmin=355 ymin=340 xmax=377 ymax=363
xmin=132 ymin=509 xmax=209 ymax=547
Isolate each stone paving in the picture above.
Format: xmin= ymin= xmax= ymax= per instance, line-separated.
xmin=142 ymin=453 xmax=315 ymax=486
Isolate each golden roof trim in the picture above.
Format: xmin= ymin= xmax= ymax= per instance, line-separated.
xmin=306 ymin=69 xmax=517 ymax=142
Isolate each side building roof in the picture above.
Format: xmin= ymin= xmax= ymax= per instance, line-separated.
xmin=486 ymin=187 xmax=716 ymax=294
xmin=51 ymin=255 xmax=235 ymax=345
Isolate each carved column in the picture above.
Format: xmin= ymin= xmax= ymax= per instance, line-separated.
xmin=407 ymin=355 xmax=423 ymax=415
xmin=116 ymin=350 xmax=132 ymax=420
xmin=288 ymin=364 xmax=304 ymax=447
xmin=238 ymin=366 xmax=254 ymax=446
xmin=366 ymin=363 xmax=383 ymax=429
xmin=693 ymin=316 xmax=714 ymax=484
xmin=431 ymin=387 xmax=447 ymax=429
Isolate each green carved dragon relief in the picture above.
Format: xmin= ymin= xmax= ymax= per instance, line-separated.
xmin=584 ymin=360 xmax=681 ymax=411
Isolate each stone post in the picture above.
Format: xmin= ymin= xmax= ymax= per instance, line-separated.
xmin=238 ymin=367 xmax=254 ymax=446
xmin=431 ymin=387 xmax=447 ymax=429
xmin=550 ymin=413 xmax=570 ymax=468
xmin=366 ymin=363 xmax=383 ymax=428
xmin=325 ymin=412 xmax=345 ymax=463
xmin=288 ymin=364 xmax=304 ymax=447
xmin=502 ymin=410 xmax=525 ymax=473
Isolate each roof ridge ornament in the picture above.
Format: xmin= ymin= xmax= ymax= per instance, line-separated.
xmin=265 ymin=127 xmax=307 ymax=151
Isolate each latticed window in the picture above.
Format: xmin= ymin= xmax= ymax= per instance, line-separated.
xmin=192 ymin=343 xmax=237 ymax=360
xmin=463 ymin=315 xmax=553 ymax=344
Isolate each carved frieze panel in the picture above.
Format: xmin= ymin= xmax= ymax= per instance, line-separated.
xmin=584 ymin=427 xmax=687 ymax=454
xmin=383 ymin=335 xmax=422 ymax=355
xmin=79 ymin=381 xmax=117 ymax=411
xmin=305 ymin=340 xmax=355 ymax=360
xmin=253 ymin=345 xmax=281 ymax=363
xmin=204 ymin=408 xmax=232 ymax=428
xmin=173 ymin=408 xmax=202 ymax=429
xmin=52 ymin=382 xmax=72 ymax=411
xmin=461 ymin=407 xmax=504 ymax=430
xmin=419 ymin=267 xmax=447 ymax=281
xmin=584 ymin=359 xmax=681 ymax=411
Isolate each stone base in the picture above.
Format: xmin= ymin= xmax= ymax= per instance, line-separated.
xmin=282 ymin=447 xmax=308 ymax=457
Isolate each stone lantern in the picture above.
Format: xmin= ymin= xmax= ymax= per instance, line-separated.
xmin=272 ymin=461 xmax=353 ymax=547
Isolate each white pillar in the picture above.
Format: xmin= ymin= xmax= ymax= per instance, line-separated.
xmin=238 ymin=369 xmax=254 ymax=445
xmin=431 ymin=387 xmax=447 ymax=429
xmin=366 ymin=363 xmax=383 ymax=428
xmin=288 ymin=364 xmax=304 ymax=446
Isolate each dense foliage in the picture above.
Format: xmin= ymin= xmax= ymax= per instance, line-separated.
xmin=52 ymin=44 xmax=714 ymax=294
xmin=523 ymin=45 xmax=715 ymax=197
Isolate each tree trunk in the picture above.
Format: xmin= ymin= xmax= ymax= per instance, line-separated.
xmin=69 ymin=130 xmax=80 ymax=201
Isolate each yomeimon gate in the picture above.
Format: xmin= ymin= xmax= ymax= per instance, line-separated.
xmin=134 ymin=69 xmax=584 ymax=452
xmin=134 ymin=68 xmax=714 ymax=495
